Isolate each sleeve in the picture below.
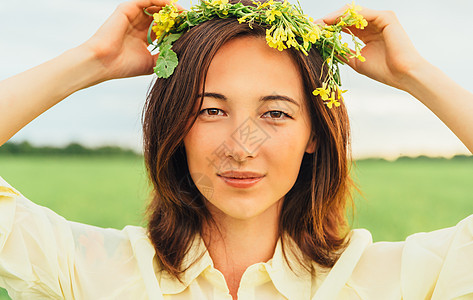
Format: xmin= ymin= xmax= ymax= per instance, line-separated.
xmin=400 ymin=214 xmax=473 ymax=299
xmin=0 ymin=176 xmax=147 ymax=299
xmin=345 ymin=214 xmax=473 ymax=300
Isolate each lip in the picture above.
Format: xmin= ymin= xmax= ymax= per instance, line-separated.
xmin=218 ymin=170 xmax=265 ymax=179
xmin=218 ymin=175 xmax=264 ymax=188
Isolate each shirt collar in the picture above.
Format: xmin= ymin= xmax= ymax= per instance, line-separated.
xmin=157 ymin=234 xmax=212 ymax=294
xmin=157 ymin=233 xmax=315 ymax=299
xmin=264 ymin=234 xmax=314 ymax=299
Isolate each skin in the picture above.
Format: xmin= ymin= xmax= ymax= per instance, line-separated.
xmin=0 ymin=1 xmax=471 ymax=299
xmin=182 ymin=36 xmax=316 ymax=297
xmin=183 ymin=36 xmax=315 ymax=220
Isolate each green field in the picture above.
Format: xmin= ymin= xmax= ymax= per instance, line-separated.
xmin=0 ymin=155 xmax=472 ymax=298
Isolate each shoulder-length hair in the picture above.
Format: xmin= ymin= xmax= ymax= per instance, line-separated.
xmin=142 ymin=0 xmax=354 ymax=281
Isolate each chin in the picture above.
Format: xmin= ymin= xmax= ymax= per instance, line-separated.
xmin=224 ymin=208 xmax=264 ymax=221
xmin=208 ymin=196 xmax=279 ymax=221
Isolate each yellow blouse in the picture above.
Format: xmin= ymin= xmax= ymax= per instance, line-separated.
xmin=1 ymin=176 xmax=473 ymax=299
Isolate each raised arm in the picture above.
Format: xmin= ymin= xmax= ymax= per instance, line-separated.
xmin=0 ymin=0 xmax=184 ymax=146
xmin=318 ymin=5 xmax=473 ymax=154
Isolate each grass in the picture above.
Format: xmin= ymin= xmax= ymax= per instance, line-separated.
xmin=0 ymin=155 xmax=472 ymax=298
xmin=0 ymin=155 xmax=150 ymax=229
xmin=350 ymin=158 xmax=473 ymax=241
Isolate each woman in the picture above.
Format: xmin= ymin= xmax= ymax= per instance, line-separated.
xmin=0 ymin=0 xmax=472 ymax=299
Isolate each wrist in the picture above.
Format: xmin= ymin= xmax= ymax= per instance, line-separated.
xmin=61 ymin=45 xmax=111 ymax=94
xmin=400 ymin=58 xmax=438 ymax=101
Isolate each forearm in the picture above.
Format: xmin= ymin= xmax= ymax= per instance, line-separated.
xmin=403 ymin=60 xmax=473 ymax=154
xmin=0 ymin=45 xmax=106 ymax=146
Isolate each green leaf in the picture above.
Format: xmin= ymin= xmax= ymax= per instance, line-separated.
xmin=160 ymin=33 xmax=183 ymax=46
xmin=146 ymin=21 xmax=155 ymax=45
xmin=154 ymin=44 xmax=178 ymax=78
xmin=143 ymin=7 xmax=154 ymax=17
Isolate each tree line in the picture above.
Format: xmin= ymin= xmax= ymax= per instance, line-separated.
xmin=1 ymin=141 xmax=471 ymax=160
xmin=0 ymin=141 xmax=140 ymax=156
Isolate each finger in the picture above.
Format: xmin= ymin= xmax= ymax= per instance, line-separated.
xmin=142 ymin=53 xmax=160 ymax=75
xmin=353 ymin=7 xmax=391 ymax=23
xmin=321 ymin=4 xmax=383 ymax=27
xmin=312 ymin=18 xmax=326 ymax=26
xmin=145 ymin=6 xmax=163 ymax=14
xmin=321 ymin=4 xmax=350 ymax=25
xmin=128 ymin=0 xmax=184 ymax=10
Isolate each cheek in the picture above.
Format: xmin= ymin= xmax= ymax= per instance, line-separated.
xmin=183 ymin=124 xmax=222 ymax=171
xmin=265 ymin=128 xmax=309 ymax=179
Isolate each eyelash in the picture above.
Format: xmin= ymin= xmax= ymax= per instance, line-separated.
xmin=199 ymin=108 xmax=293 ymax=120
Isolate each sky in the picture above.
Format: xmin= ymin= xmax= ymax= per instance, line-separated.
xmin=0 ymin=0 xmax=472 ymax=159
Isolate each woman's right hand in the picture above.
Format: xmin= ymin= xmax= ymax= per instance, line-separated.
xmin=0 ymin=0 xmax=185 ymax=146
xmin=81 ymin=0 xmax=185 ymax=82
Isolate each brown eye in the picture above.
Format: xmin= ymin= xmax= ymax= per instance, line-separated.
xmin=262 ymin=110 xmax=292 ymax=120
xmin=207 ymin=108 xmax=219 ymax=115
xmin=199 ymin=108 xmax=224 ymax=116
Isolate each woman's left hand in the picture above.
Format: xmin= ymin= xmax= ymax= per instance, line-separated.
xmin=315 ymin=5 xmax=428 ymax=93
xmin=316 ymin=4 xmax=473 ymax=154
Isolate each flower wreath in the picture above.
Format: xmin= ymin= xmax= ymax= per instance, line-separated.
xmin=145 ymin=0 xmax=367 ymax=109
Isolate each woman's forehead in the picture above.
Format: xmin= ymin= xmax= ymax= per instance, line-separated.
xmin=202 ymin=36 xmax=305 ymax=104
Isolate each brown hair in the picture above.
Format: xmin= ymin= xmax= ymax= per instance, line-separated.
xmin=142 ymin=0 xmax=354 ymax=280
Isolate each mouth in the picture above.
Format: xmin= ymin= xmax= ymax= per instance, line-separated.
xmin=219 ymin=176 xmax=263 ymax=179
xmin=217 ymin=174 xmax=264 ymax=188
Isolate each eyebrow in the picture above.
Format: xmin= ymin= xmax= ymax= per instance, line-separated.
xmin=196 ymin=92 xmax=300 ymax=108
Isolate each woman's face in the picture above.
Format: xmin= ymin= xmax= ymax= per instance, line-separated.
xmin=183 ymin=35 xmax=315 ymax=221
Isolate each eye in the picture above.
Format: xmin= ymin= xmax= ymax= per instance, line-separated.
xmin=199 ymin=108 xmax=226 ymax=117
xmin=262 ymin=110 xmax=293 ymax=120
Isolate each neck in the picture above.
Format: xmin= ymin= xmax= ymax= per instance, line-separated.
xmin=202 ymin=199 xmax=283 ymax=294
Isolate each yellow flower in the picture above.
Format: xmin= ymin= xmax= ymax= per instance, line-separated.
xmin=266 ymin=36 xmax=277 ymax=48
xmin=253 ymin=0 xmax=273 ymax=9
xmin=266 ymin=25 xmax=276 ymax=35
xmin=342 ymin=1 xmax=368 ymax=30
xmin=286 ymin=37 xmax=299 ymax=48
xmin=326 ymin=99 xmax=341 ymax=109
xmin=336 ymin=87 xmax=348 ymax=99
xmin=238 ymin=16 xmax=247 ymax=23
xmin=312 ymin=82 xmax=331 ymax=100
xmin=210 ymin=0 xmax=228 ymax=6
xmin=325 ymin=91 xmax=341 ymax=109
xmin=208 ymin=0 xmax=229 ymax=12
xmin=354 ymin=14 xmax=368 ymax=29
xmin=347 ymin=0 xmax=362 ymax=12
xmin=306 ymin=24 xmax=321 ymax=43
xmin=152 ymin=1 xmax=180 ymax=38
xmin=265 ymin=7 xmax=282 ymax=23
xmin=277 ymin=41 xmax=287 ymax=51
xmin=349 ymin=46 xmax=366 ymax=62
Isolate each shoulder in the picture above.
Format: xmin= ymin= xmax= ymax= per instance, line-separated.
xmin=0 ymin=175 xmax=21 ymax=196
xmin=0 ymin=175 xmax=154 ymax=298
xmin=345 ymin=216 xmax=473 ymax=299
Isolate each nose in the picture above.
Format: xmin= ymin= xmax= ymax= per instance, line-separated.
xmin=224 ymin=115 xmax=271 ymax=162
